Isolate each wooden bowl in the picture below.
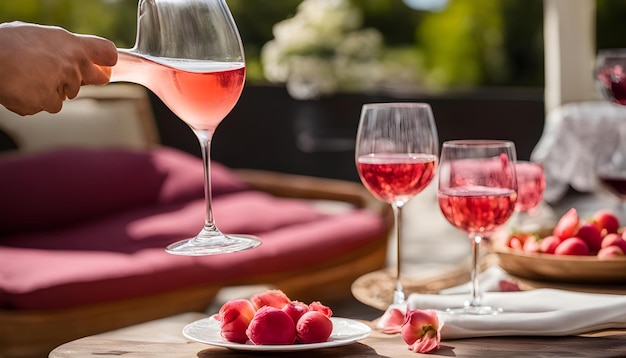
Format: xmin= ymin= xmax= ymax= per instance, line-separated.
xmin=494 ymin=246 xmax=626 ymax=283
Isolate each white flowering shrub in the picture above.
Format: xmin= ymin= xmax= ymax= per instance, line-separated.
xmin=261 ymin=0 xmax=385 ymax=100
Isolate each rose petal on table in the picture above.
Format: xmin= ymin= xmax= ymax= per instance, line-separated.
xmin=378 ymin=307 xmax=406 ymax=334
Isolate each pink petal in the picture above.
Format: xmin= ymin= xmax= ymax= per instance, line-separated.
xmin=378 ymin=308 xmax=406 ymax=334
xmin=408 ymin=331 xmax=441 ymax=354
xmin=499 ymin=279 xmax=521 ymax=292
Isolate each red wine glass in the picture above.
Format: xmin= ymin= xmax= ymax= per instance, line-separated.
xmin=595 ymin=48 xmax=626 ymax=105
xmin=594 ymin=49 xmax=626 ymax=219
xmin=108 ymin=0 xmax=261 ymax=255
xmin=595 ymin=133 xmax=626 ymax=220
xmin=438 ymin=140 xmax=517 ymax=315
xmin=355 ymin=103 xmax=439 ymax=305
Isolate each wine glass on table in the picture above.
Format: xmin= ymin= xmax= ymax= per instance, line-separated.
xmin=595 ymin=130 xmax=626 ymax=220
xmin=108 ymin=0 xmax=261 ymax=255
xmin=509 ymin=161 xmax=546 ymax=231
xmin=355 ymin=103 xmax=439 ymax=305
xmin=438 ymin=140 xmax=517 ymax=315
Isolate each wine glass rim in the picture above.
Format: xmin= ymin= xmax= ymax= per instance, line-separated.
xmin=442 ymin=139 xmax=515 ymax=147
xmin=362 ymin=102 xmax=432 ymax=109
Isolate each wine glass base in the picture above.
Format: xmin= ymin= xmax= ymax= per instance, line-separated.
xmin=445 ymin=305 xmax=502 ymax=315
xmin=392 ymin=289 xmax=406 ymax=305
xmin=165 ymin=234 xmax=262 ymax=256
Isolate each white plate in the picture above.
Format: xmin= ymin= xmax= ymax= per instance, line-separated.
xmin=183 ymin=315 xmax=372 ymax=352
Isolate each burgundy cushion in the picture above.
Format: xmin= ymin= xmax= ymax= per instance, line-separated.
xmin=0 ymin=202 xmax=386 ymax=310
xmin=0 ymin=147 xmax=247 ymax=234
xmin=0 ymin=192 xmax=325 ymax=253
xmin=0 ymin=147 xmax=389 ymax=310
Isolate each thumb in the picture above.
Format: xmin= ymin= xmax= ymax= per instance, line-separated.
xmin=80 ymin=35 xmax=118 ymax=66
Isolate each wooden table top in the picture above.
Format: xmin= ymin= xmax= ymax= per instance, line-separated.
xmin=49 ymin=312 xmax=626 ymax=358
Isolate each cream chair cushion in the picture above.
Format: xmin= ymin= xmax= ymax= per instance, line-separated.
xmin=0 ymin=83 xmax=159 ymax=152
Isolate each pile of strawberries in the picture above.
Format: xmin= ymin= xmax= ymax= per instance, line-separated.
xmin=506 ymin=208 xmax=626 ymax=258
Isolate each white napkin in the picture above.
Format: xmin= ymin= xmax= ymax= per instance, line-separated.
xmin=378 ymin=267 xmax=626 ymax=339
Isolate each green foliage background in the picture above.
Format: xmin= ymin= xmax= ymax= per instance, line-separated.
xmin=0 ymin=0 xmax=623 ymax=90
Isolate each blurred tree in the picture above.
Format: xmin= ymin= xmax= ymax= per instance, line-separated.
xmin=0 ymin=0 xmax=623 ymax=91
xmin=500 ymin=0 xmax=544 ymax=86
xmin=415 ymin=0 xmax=543 ymax=89
xmin=416 ymin=0 xmax=506 ymax=89
xmin=596 ymin=0 xmax=626 ymax=50
xmin=0 ymin=0 xmax=137 ymax=48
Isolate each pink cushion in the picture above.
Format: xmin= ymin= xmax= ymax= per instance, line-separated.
xmin=0 ymin=147 xmax=247 ymax=234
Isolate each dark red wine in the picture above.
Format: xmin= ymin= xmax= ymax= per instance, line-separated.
xmin=597 ymin=65 xmax=626 ymax=105
xmin=598 ymin=175 xmax=626 ymax=199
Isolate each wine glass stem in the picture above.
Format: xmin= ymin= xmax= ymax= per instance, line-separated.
xmin=392 ymin=202 xmax=405 ymax=304
xmin=195 ymin=128 xmax=218 ymax=234
xmin=469 ymin=234 xmax=482 ymax=308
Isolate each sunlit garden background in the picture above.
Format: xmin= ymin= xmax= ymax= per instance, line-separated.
xmin=1 ymin=0 xmax=624 ymax=98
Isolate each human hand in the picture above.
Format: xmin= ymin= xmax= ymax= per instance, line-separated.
xmin=0 ymin=22 xmax=118 ymax=115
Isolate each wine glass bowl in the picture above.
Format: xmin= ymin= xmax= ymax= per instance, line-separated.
xmin=514 ymin=161 xmax=545 ymax=213
xmin=438 ymin=140 xmax=518 ymax=315
xmin=596 ymin=143 xmax=626 ymax=219
xmin=509 ymin=161 xmax=545 ymax=231
xmin=595 ymin=49 xmax=626 ymax=220
xmin=109 ymin=0 xmax=261 ymax=255
xmin=595 ymin=48 xmax=626 ymax=105
xmin=355 ymin=103 xmax=439 ymax=305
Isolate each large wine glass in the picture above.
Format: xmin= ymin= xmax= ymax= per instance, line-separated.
xmin=438 ymin=140 xmax=517 ymax=315
xmin=595 ymin=48 xmax=626 ymax=105
xmin=355 ymin=103 xmax=439 ymax=305
xmin=108 ymin=0 xmax=261 ymax=255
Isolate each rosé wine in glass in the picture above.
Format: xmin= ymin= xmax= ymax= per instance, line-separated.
xmin=438 ymin=140 xmax=517 ymax=315
xmin=514 ymin=161 xmax=545 ymax=213
xmin=111 ymin=52 xmax=245 ymax=131
xmin=356 ymin=153 xmax=437 ymax=204
xmin=438 ymin=186 xmax=517 ymax=234
xmin=355 ymin=103 xmax=439 ymax=306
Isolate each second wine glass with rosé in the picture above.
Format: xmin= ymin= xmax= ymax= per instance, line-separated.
xmin=355 ymin=103 xmax=439 ymax=305
xmin=438 ymin=140 xmax=517 ymax=315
